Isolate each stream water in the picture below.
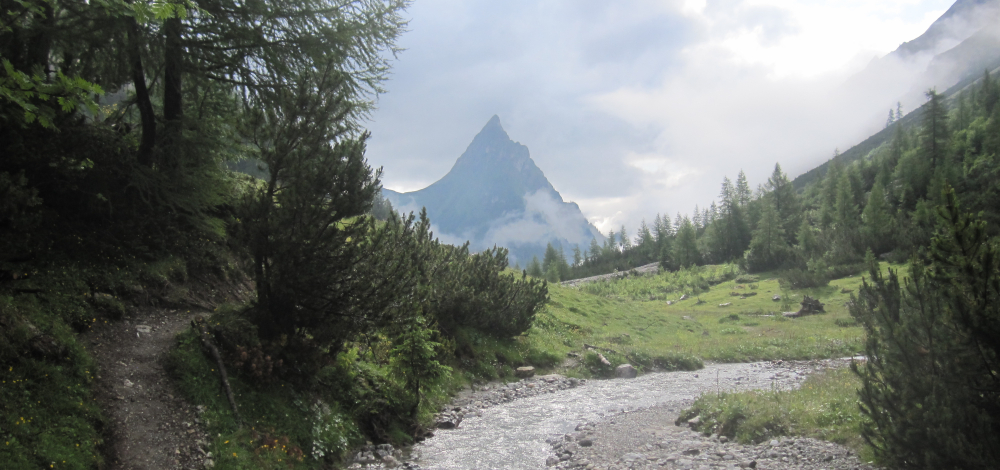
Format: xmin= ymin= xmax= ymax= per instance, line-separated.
xmin=408 ymin=360 xmax=848 ymax=469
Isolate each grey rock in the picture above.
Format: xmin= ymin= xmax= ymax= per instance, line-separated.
xmin=614 ymin=364 xmax=637 ymax=379
xmin=515 ymin=366 xmax=535 ymax=378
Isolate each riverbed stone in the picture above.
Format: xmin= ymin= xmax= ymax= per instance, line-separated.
xmin=615 ymin=364 xmax=637 ymax=379
xmin=516 ymin=366 xmax=535 ymax=378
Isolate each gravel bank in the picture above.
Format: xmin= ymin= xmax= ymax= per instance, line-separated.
xmin=371 ymin=358 xmax=874 ymax=470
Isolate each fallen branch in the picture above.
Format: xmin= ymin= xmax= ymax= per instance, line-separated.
xmin=193 ymin=316 xmax=242 ymax=426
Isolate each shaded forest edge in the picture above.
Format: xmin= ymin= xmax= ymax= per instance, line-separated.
xmin=1 ymin=1 xmax=553 ymax=468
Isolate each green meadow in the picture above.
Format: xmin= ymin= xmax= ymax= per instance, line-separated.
xmin=524 ymin=263 xmax=906 ymax=371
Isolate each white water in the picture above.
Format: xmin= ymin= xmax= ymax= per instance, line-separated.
xmin=410 ymin=360 xmax=843 ymax=469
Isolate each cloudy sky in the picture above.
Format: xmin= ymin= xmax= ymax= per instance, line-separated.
xmin=364 ymin=0 xmax=956 ymax=234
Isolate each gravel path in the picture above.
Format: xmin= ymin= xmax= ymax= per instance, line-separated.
xmin=384 ymin=359 xmax=875 ymax=470
xmin=561 ymin=263 xmax=660 ymax=288
xmin=85 ymin=308 xmax=212 ymax=470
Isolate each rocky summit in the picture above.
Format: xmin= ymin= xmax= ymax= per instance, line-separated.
xmin=383 ymin=116 xmax=604 ymax=264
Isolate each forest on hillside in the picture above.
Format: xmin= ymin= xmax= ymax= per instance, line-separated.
xmin=554 ymin=74 xmax=1000 ymax=287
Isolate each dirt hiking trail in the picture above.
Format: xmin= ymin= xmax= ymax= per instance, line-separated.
xmin=85 ymin=308 xmax=212 ymax=470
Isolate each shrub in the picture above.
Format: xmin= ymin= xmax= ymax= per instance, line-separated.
xmin=778 ymin=268 xmax=829 ymax=289
xmin=851 ymin=190 xmax=1000 ymax=468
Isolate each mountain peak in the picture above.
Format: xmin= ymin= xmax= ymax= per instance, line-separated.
xmin=382 ymin=116 xmax=605 ymax=262
xmin=473 ymin=114 xmax=510 ymax=143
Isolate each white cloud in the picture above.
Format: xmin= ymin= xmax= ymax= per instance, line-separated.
xmin=366 ymin=0 xmax=965 ymax=243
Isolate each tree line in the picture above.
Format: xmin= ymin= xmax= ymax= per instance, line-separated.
xmin=561 ymin=73 xmax=1000 ymax=289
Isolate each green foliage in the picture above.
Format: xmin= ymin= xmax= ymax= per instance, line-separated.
xmin=851 ymin=189 xmax=1000 ymax=468
xmin=390 ymin=316 xmax=451 ymax=418
xmin=0 ymin=293 xmax=105 ymax=470
xmin=580 ymin=264 xmax=738 ymax=301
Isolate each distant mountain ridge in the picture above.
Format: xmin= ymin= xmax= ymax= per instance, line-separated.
xmin=384 ymin=116 xmax=604 ymax=264
xmin=797 ymin=0 xmax=1000 ymax=188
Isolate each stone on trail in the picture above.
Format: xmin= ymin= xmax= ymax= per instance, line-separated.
xmin=515 ymin=366 xmax=535 ymax=378
xmin=615 ymin=364 xmax=637 ymax=379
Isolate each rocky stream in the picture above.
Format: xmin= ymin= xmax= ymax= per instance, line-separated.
xmin=350 ymin=358 xmax=877 ymax=470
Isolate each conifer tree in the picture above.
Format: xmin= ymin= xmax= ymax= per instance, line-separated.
xmin=619 ymin=225 xmax=631 ymax=250
xmin=736 ymin=170 xmax=751 ymax=208
xmin=861 ymin=179 xmax=893 ymax=255
xmin=589 ymin=238 xmax=602 ymax=262
xmin=673 ymin=217 xmax=700 ymax=268
xmin=572 ymin=245 xmax=582 ymax=267
xmin=744 ymin=197 xmax=788 ymax=272
xmin=819 ymin=160 xmax=842 ymax=229
xmin=851 ymin=188 xmax=1000 ymax=468
xmin=796 ymin=217 xmax=821 ymax=261
xmin=765 ymin=163 xmax=801 ymax=244
xmin=542 ymin=243 xmax=560 ymax=272
xmin=527 ymin=256 xmax=543 ymax=278
xmin=921 ymin=89 xmax=950 ymax=169
xmin=558 ymin=245 xmax=571 ymax=280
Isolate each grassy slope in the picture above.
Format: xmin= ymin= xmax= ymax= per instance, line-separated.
xmin=526 ymin=264 xmax=905 ymax=366
xmin=529 ymin=264 xmax=907 ymax=460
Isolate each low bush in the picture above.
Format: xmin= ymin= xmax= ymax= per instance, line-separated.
xmin=778 ymin=269 xmax=829 ymax=289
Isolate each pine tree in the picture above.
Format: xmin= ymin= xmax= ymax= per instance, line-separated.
xmin=736 ymin=170 xmax=751 ymax=207
xmin=796 ymin=217 xmax=821 ymax=261
xmin=572 ymin=245 xmax=582 ymax=267
xmin=711 ymin=176 xmax=751 ymax=261
xmin=673 ymin=217 xmax=700 ymax=268
xmin=589 ymin=238 xmax=602 ymax=262
xmin=765 ymin=163 xmax=801 ymax=244
xmin=619 ymin=225 xmax=631 ymax=250
xmin=831 ymin=172 xmax=861 ymax=261
xmin=391 ymin=315 xmax=451 ymax=419
xmin=638 ymin=220 xmax=655 ymax=259
xmin=527 ymin=256 xmax=543 ymax=278
xmin=558 ymin=245 xmax=571 ymax=280
xmin=819 ymin=160 xmax=842 ymax=229
xmin=895 ymin=101 xmax=903 ymax=121
xmin=921 ymin=89 xmax=950 ymax=169
xmin=542 ymin=243 xmax=560 ymax=272
xmin=692 ymin=205 xmax=702 ymax=229
xmin=861 ymin=179 xmax=893 ymax=255
xmin=851 ymin=188 xmax=1000 ymax=467
xmin=744 ymin=198 xmax=788 ymax=272
xmin=885 ymin=108 xmax=895 ymax=128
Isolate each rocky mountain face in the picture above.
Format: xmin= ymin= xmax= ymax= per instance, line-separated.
xmin=846 ymin=0 xmax=1000 ymax=111
xmin=796 ymin=0 xmax=1000 ymax=188
xmin=383 ymin=115 xmax=604 ymax=264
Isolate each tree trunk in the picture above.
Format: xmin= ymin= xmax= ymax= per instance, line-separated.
xmin=127 ymin=19 xmax=156 ymax=166
xmin=25 ymin=2 xmax=55 ymax=75
xmin=162 ymin=14 xmax=183 ymax=166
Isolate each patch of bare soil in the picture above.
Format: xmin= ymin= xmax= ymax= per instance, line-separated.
xmin=85 ymin=308 xmax=212 ymax=470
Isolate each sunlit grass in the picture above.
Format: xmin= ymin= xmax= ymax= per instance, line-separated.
xmin=525 ymin=263 xmax=905 ymax=366
xmin=677 ymin=368 xmax=873 ymax=459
